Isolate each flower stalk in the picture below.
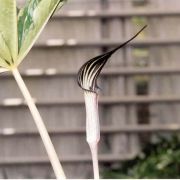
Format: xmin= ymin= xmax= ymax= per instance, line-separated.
xmin=12 ymin=68 xmax=66 ymax=179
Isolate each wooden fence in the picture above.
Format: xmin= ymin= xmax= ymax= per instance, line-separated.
xmin=0 ymin=0 xmax=180 ymax=178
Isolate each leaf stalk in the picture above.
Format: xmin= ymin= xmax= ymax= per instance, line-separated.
xmin=12 ymin=68 xmax=66 ymax=179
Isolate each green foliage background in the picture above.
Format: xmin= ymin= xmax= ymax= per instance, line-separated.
xmin=103 ymin=134 xmax=180 ymax=178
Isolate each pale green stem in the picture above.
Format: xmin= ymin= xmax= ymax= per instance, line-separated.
xmin=84 ymin=91 xmax=100 ymax=179
xmin=12 ymin=68 xmax=66 ymax=179
xmin=89 ymin=142 xmax=100 ymax=179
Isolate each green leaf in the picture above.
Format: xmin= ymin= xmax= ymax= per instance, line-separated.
xmin=0 ymin=33 xmax=12 ymax=62
xmin=18 ymin=0 xmax=41 ymax=51
xmin=0 ymin=56 xmax=10 ymax=69
xmin=0 ymin=0 xmax=18 ymax=65
xmin=17 ymin=0 xmax=66 ymax=65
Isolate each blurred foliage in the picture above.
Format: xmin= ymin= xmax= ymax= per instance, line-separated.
xmin=132 ymin=17 xmax=147 ymax=27
xmin=133 ymin=48 xmax=149 ymax=59
xmin=132 ymin=0 xmax=148 ymax=7
xmin=103 ymin=134 xmax=180 ymax=178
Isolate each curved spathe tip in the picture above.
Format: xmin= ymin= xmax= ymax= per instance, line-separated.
xmin=77 ymin=25 xmax=147 ymax=93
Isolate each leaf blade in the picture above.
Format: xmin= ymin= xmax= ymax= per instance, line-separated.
xmin=0 ymin=33 xmax=12 ymax=62
xmin=17 ymin=0 xmax=66 ymax=65
xmin=0 ymin=56 xmax=10 ymax=69
xmin=0 ymin=0 xmax=18 ymax=65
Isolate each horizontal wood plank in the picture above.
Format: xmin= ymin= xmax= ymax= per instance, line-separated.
xmin=1 ymin=96 xmax=180 ymax=106
xmin=0 ymin=153 xmax=135 ymax=165
xmin=54 ymin=9 xmax=180 ymax=18
xmin=2 ymin=67 xmax=180 ymax=77
xmin=0 ymin=124 xmax=179 ymax=136
xmin=34 ymin=39 xmax=180 ymax=48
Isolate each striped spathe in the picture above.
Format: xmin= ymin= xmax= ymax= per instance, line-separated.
xmin=77 ymin=25 xmax=147 ymax=93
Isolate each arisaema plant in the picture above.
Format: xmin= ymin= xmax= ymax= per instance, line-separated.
xmin=77 ymin=25 xmax=147 ymax=179
xmin=0 ymin=0 xmax=67 ymax=179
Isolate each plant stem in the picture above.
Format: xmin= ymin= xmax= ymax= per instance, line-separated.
xmin=84 ymin=91 xmax=100 ymax=179
xmin=12 ymin=68 xmax=66 ymax=179
xmin=89 ymin=142 xmax=99 ymax=179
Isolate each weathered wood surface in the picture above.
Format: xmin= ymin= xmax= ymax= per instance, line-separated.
xmin=0 ymin=0 xmax=180 ymax=178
